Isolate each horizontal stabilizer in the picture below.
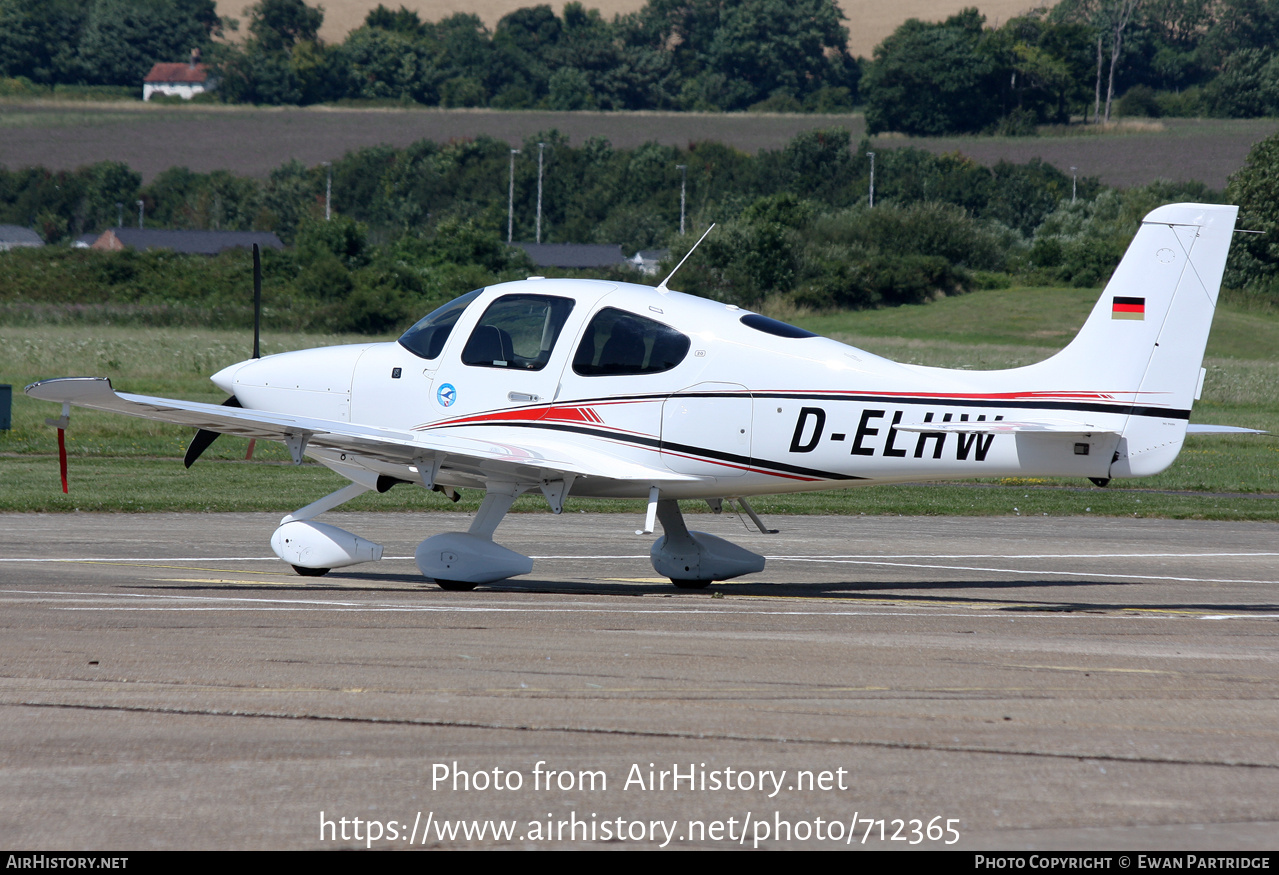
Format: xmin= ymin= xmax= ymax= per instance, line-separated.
xmin=895 ymin=419 xmax=1119 ymax=436
xmin=1185 ymin=424 xmax=1269 ymax=435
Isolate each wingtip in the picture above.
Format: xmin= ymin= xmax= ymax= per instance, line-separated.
xmin=24 ymin=376 xmax=113 ymax=400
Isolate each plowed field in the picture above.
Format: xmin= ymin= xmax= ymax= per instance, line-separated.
xmin=2 ymin=102 xmax=1274 ymax=189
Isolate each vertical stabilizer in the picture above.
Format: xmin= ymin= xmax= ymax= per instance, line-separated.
xmin=1025 ymin=203 xmax=1237 ymax=476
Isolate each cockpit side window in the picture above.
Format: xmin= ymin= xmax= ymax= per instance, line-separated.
xmin=461 ymin=294 xmax=575 ymax=370
xmin=573 ymin=307 xmax=691 ymax=376
xmin=398 ymin=289 xmax=483 ymax=360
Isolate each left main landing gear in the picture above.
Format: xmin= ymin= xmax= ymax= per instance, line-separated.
xmin=271 ymin=481 xmax=384 ymax=575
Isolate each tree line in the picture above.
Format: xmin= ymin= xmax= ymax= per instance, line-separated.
xmin=2 ymin=0 xmax=1278 ymax=125
xmin=866 ymin=0 xmax=1279 ymax=134
xmin=0 ymin=127 xmax=1092 ymax=250
xmin=3 ymin=126 xmax=1278 ymax=335
xmin=0 ymin=0 xmax=856 ymax=113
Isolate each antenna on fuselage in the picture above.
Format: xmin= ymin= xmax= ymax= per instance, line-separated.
xmin=656 ymin=223 xmax=715 ymax=293
xmin=252 ymin=243 xmax=262 ymax=360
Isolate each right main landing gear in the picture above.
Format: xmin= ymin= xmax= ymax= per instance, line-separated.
xmin=415 ymin=482 xmax=535 ymax=590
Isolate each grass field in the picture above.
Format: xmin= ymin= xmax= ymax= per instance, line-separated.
xmin=4 ymin=285 xmax=1278 ymax=519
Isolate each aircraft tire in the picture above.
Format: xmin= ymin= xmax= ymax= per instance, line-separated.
xmin=434 ymin=579 xmax=479 ymax=592
xmin=291 ymin=565 xmax=330 ymax=577
xmin=670 ymin=578 xmax=712 ymax=589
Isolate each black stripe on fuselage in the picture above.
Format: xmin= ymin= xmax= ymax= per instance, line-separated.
xmin=752 ymin=393 xmax=1191 ymax=421
xmin=561 ymin=391 xmax=1192 ymax=422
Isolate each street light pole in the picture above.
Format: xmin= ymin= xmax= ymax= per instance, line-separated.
xmin=867 ymin=152 xmax=876 ymax=208
xmin=536 ymin=142 xmax=545 ymax=245
xmin=323 ymin=162 xmax=332 ymax=220
xmin=136 ymin=199 xmax=144 ymax=229
xmin=676 ymin=164 xmax=687 ymax=236
xmin=1071 ymin=166 xmax=1078 ymax=203
xmin=508 ymin=148 xmax=520 ymax=243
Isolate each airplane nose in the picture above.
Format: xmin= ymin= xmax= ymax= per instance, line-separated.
xmin=212 ymin=345 xmax=374 ymax=417
xmin=211 ymin=358 xmax=254 ymax=395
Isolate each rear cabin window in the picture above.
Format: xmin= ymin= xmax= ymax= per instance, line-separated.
xmin=461 ymin=294 xmax=575 ymax=370
xmin=573 ymin=307 xmax=691 ymax=376
xmin=398 ymin=289 xmax=482 ymax=360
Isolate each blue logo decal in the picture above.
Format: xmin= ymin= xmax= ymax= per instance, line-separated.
xmin=437 ymin=383 xmax=457 ymax=408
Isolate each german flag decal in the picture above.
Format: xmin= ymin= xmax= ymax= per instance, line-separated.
xmin=1112 ymin=296 xmax=1145 ymax=320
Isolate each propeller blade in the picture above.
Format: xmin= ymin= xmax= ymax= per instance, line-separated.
xmin=188 ymin=245 xmax=261 ymax=470
xmin=183 ymin=396 xmax=243 ymax=468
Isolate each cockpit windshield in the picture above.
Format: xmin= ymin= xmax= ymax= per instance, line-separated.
xmin=398 ymin=289 xmax=483 ymax=360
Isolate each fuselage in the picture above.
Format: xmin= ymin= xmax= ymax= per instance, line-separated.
xmin=210 ymin=278 xmax=1153 ymax=499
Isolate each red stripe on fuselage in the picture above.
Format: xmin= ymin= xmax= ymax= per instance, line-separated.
xmin=426 ymin=404 xmax=605 ymax=429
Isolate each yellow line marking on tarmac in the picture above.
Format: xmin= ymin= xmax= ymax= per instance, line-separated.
xmin=594 ymin=586 xmax=1076 ymax=615
xmin=723 ymin=593 xmax=1253 ymax=620
xmin=733 ymin=592 xmax=1030 ymax=605
xmin=156 ymin=577 xmax=307 ymax=586
xmin=781 ymin=556 xmax=1279 ymax=586
xmin=127 ymin=579 xmax=1251 ymax=620
xmin=76 ymin=561 xmax=290 ymax=576
xmin=1006 ymin=664 xmax=1178 ymax=676
xmin=151 ymin=577 xmax=430 ymax=592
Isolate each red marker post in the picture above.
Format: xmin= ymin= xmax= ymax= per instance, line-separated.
xmin=45 ymin=402 xmax=71 ymax=493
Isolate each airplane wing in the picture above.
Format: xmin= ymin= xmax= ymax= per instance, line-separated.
xmin=24 ymin=377 xmax=701 ymax=484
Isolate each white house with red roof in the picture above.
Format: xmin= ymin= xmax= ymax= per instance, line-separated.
xmin=143 ymin=50 xmax=215 ymax=101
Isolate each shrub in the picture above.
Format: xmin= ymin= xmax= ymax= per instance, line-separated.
xmin=1226 ymin=131 xmax=1279 ymax=288
xmin=1118 ymin=85 xmax=1161 ymax=118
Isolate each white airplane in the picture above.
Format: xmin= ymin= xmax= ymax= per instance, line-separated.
xmin=27 ymin=203 xmax=1249 ymax=590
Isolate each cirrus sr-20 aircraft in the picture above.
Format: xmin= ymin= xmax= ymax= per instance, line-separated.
xmin=26 ymin=203 xmax=1252 ymax=590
